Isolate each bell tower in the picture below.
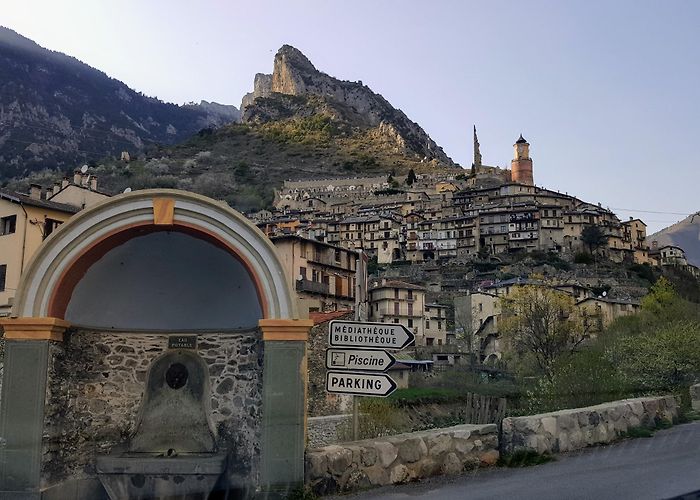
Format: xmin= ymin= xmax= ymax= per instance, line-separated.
xmin=511 ymin=134 xmax=533 ymax=185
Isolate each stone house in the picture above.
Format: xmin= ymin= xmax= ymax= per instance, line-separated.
xmin=576 ymin=297 xmax=641 ymax=335
xmin=423 ymin=303 xmax=449 ymax=346
xmin=271 ymin=235 xmax=363 ymax=315
xmin=368 ymin=279 xmax=426 ymax=344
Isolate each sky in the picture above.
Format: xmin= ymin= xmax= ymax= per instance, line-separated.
xmin=3 ymin=0 xmax=699 ymax=233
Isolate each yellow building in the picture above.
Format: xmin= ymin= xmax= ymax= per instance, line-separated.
xmin=0 ymin=188 xmax=78 ymax=315
xmin=368 ymin=279 xmax=427 ymax=344
xmin=423 ymin=303 xmax=449 ymax=346
xmin=0 ymin=173 xmax=111 ymax=316
xmin=271 ymin=235 xmax=362 ymax=315
xmin=576 ymin=297 xmax=640 ymax=335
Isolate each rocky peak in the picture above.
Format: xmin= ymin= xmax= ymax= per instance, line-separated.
xmin=240 ymin=45 xmax=456 ymax=167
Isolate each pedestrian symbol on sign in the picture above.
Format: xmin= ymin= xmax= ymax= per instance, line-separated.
xmin=330 ymin=351 xmax=346 ymax=367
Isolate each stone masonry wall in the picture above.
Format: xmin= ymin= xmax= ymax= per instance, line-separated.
xmin=501 ymin=396 xmax=679 ymax=455
xmin=305 ymin=423 xmax=499 ymax=495
xmin=691 ymin=383 xmax=700 ymax=412
xmin=307 ymin=314 xmax=353 ymax=417
xmin=41 ymin=329 xmax=263 ymax=489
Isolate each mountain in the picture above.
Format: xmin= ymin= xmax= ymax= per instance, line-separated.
xmin=240 ymin=45 xmax=456 ymax=167
xmin=0 ymin=27 xmax=239 ymax=179
xmin=6 ymin=44 xmax=459 ymax=213
xmin=647 ymin=213 xmax=700 ymax=267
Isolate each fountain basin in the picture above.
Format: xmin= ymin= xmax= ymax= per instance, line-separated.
xmin=96 ymin=453 xmax=227 ymax=500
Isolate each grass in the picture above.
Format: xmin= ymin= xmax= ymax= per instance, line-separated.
xmin=497 ymin=450 xmax=555 ymax=467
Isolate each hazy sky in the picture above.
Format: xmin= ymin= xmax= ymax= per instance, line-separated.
xmin=4 ymin=0 xmax=699 ymax=232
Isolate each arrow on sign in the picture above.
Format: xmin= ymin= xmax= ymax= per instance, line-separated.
xmin=328 ymin=320 xmax=415 ymax=350
xmin=325 ymin=371 xmax=398 ymax=397
xmin=326 ymin=348 xmax=396 ymax=372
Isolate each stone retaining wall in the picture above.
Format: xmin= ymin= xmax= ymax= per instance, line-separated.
xmin=501 ymin=396 xmax=679 ymax=455
xmin=305 ymin=423 xmax=498 ymax=495
xmin=691 ymin=384 xmax=700 ymax=412
xmin=308 ymin=414 xmax=353 ymax=448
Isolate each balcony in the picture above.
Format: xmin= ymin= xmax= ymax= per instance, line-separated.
xmin=296 ymin=279 xmax=329 ymax=295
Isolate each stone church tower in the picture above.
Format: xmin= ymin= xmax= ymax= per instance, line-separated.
xmin=511 ymin=134 xmax=534 ymax=185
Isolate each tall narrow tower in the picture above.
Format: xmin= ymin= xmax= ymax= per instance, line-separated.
xmin=511 ymin=134 xmax=533 ymax=185
xmin=473 ymin=125 xmax=482 ymax=167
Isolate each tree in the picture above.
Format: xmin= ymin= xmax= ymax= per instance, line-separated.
xmin=640 ymin=276 xmax=677 ymax=314
xmin=406 ymin=168 xmax=417 ymax=186
xmin=580 ymin=225 xmax=608 ymax=256
xmin=499 ymin=285 xmax=588 ymax=380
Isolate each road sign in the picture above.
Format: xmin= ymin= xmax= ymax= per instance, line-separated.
xmin=328 ymin=320 xmax=415 ymax=350
xmin=326 ymin=348 xmax=396 ymax=372
xmin=325 ymin=371 xmax=398 ymax=397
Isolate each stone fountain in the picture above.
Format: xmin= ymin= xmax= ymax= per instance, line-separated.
xmin=96 ymin=350 xmax=227 ymax=499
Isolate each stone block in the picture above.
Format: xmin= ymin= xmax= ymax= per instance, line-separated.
xmin=557 ymin=414 xmax=577 ymax=431
xmin=327 ymin=447 xmax=353 ymax=476
xmin=541 ymin=416 xmax=558 ymax=437
xmin=427 ymin=433 xmax=453 ymax=457
xmin=397 ymin=437 xmax=428 ymax=463
xmin=375 ymin=441 xmax=398 ymax=468
xmin=389 ymin=464 xmax=410 ymax=484
xmin=360 ymin=447 xmax=377 ymax=467
xmin=441 ymin=452 xmax=463 ymax=475
xmin=363 ymin=465 xmax=389 ymax=486
xmin=691 ymin=384 xmax=700 ymax=412
xmin=479 ymin=449 xmax=499 ymax=466
xmin=305 ymin=452 xmax=327 ymax=480
xmin=454 ymin=438 xmax=474 ymax=455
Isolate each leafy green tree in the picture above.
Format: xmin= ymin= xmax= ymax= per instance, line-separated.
xmin=499 ymin=285 xmax=588 ymax=381
xmin=641 ymin=276 xmax=677 ymax=314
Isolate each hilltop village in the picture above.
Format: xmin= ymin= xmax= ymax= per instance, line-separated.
xmin=1 ymin=131 xmax=697 ymax=368
xmin=258 ymin=131 xmax=651 ymax=265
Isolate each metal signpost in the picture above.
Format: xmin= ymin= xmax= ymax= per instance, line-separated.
xmin=325 ymin=319 xmax=416 ymax=438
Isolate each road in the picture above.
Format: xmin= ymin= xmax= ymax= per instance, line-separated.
xmin=332 ymin=421 xmax=700 ymax=500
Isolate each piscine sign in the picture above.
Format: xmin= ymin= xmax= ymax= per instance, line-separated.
xmin=328 ymin=320 xmax=415 ymax=350
xmin=326 ymin=348 xmax=396 ymax=372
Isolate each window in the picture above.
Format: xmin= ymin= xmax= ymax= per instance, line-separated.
xmin=407 ymin=303 xmax=413 ymax=316
xmin=426 ymin=337 xmax=434 ymax=346
xmin=438 ymin=339 xmax=443 ymax=345
xmin=407 ymin=318 xmax=413 ymax=328
xmin=394 ymin=288 xmax=399 ymax=299
xmin=438 ymin=321 xmax=442 ymax=330
xmin=1 ymin=215 xmax=17 ymax=235
xmin=0 ymin=264 xmax=6 ymax=291
xmin=426 ymin=320 xmax=430 ymax=329
xmin=394 ymin=301 xmax=399 ymax=315
xmin=407 ymin=289 xmax=413 ymax=299
xmin=299 ymin=266 xmax=307 ymax=279
xmin=393 ymin=318 xmax=399 ymax=324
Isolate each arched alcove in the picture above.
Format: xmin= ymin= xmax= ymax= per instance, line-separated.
xmin=64 ymin=230 xmax=262 ymax=330
xmin=1 ymin=190 xmax=309 ymax=497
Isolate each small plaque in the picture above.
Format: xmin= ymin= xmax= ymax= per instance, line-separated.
xmin=168 ymin=335 xmax=197 ymax=350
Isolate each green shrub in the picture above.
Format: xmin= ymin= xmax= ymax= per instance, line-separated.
xmin=574 ymin=252 xmax=593 ymax=264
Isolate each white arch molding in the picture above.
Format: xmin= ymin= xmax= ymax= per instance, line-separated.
xmin=11 ymin=189 xmax=298 ymax=321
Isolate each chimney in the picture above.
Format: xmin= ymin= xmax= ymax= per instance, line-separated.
xmin=74 ymin=169 xmax=82 ymax=185
xmin=53 ymin=182 xmax=61 ymax=196
xmin=29 ymin=183 xmax=42 ymax=200
xmin=89 ymin=175 xmax=98 ymax=191
xmin=62 ymin=177 xmax=70 ymax=189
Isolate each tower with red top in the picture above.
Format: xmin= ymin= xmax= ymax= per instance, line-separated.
xmin=511 ymin=134 xmax=534 ymax=185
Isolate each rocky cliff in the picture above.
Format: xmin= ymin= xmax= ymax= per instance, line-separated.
xmin=0 ymin=27 xmax=239 ymax=179
xmin=240 ymin=45 xmax=455 ymax=167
